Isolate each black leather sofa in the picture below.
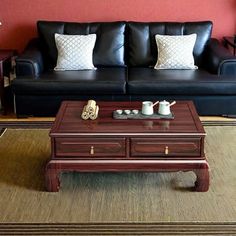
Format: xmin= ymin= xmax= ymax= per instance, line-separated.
xmin=12 ymin=21 xmax=236 ymax=117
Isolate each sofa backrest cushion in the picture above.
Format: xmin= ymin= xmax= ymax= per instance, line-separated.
xmin=127 ymin=21 xmax=212 ymax=67
xmin=37 ymin=21 xmax=126 ymax=69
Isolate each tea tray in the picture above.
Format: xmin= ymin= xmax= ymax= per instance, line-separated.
xmin=113 ymin=110 xmax=174 ymax=120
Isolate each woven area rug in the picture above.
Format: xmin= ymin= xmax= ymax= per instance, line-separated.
xmin=0 ymin=127 xmax=235 ymax=235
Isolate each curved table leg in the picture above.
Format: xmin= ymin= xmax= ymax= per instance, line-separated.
xmin=45 ymin=161 xmax=61 ymax=192
xmin=193 ymin=162 xmax=210 ymax=192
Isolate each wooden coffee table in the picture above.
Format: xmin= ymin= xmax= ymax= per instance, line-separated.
xmin=45 ymin=101 xmax=209 ymax=192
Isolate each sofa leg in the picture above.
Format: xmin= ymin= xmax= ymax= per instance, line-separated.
xmin=16 ymin=114 xmax=30 ymax=118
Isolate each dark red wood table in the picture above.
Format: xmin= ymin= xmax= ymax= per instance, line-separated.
xmin=45 ymin=101 xmax=209 ymax=192
xmin=0 ymin=50 xmax=16 ymax=114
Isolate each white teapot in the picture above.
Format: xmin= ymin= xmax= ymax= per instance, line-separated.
xmin=142 ymin=101 xmax=159 ymax=115
xmin=158 ymin=100 xmax=176 ymax=115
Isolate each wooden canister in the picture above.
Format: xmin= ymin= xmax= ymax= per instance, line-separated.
xmin=90 ymin=105 xmax=99 ymax=120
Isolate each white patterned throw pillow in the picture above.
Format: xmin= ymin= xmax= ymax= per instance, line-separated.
xmin=54 ymin=33 xmax=96 ymax=71
xmin=154 ymin=34 xmax=198 ymax=70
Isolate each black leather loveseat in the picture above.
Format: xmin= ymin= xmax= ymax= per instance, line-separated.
xmin=12 ymin=20 xmax=236 ymax=117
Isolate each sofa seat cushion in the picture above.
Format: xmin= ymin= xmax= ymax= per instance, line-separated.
xmin=12 ymin=68 xmax=126 ymax=95
xmin=128 ymin=68 xmax=236 ymax=95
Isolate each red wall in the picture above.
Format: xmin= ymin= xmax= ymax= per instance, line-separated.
xmin=1 ymin=0 xmax=235 ymax=52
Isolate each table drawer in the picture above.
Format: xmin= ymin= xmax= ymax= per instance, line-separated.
xmin=131 ymin=138 xmax=201 ymax=157
xmin=55 ymin=138 xmax=126 ymax=157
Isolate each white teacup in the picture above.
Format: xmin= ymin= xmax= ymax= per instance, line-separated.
xmin=116 ymin=109 xmax=123 ymax=115
xmin=124 ymin=109 xmax=131 ymax=115
xmin=142 ymin=101 xmax=154 ymax=115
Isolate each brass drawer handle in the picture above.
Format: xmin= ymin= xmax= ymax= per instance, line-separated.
xmin=90 ymin=146 xmax=94 ymax=155
xmin=165 ymin=146 xmax=169 ymax=155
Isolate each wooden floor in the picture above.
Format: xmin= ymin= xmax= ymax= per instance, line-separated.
xmin=0 ymin=112 xmax=236 ymax=122
xmin=1 ymin=105 xmax=236 ymax=129
xmin=0 ymin=116 xmax=55 ymax=122
xmin=1 ymin=99 xmax=236 ymax=123
xmin=0 ymin=112 xmax=55 ymax=122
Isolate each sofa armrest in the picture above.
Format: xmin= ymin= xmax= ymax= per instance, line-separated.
xmin=16 ymin=38 xmax=44 ymax=77
xmin=204 ymin=38 xmax=236 ymax=76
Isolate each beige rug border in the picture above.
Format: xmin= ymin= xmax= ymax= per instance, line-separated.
xmin=0 ymin=222 xmax=235 ymax=235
